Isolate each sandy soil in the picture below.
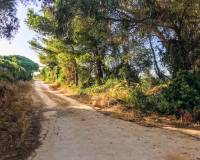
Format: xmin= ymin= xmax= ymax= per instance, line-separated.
xmin=28 ymin=81 xmax=200 ymax=160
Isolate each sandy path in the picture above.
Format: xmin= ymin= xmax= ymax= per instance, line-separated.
xmin=28 ymin=81 xmax=200 ymax=160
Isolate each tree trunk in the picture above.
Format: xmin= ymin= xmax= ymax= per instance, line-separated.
xmin=148 ymin=36 xmax=165 ymax=79
xmin=94 ymin=51 xmax=103 ymax=85
xmin=96 ymin=58 xmax=103 ymax=85
xmin=74 ymin=60 xmax=79 ymax=86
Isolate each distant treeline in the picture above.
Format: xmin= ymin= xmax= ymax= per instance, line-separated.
xmin=0 ymin=55 xmax=39 ymax=81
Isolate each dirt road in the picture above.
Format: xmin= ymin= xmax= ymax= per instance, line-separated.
xmin=28 ymin=81 xmax=200 ymax=160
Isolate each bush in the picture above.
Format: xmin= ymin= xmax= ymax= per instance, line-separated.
xmin=108 ymin=80 xmax=132 ymax=102
xmin=139 ymin=73 xmax=160 ymax=91
xmin=80 ymin=79 xmax=132 ymax=103
xmin=162 ymin=71 xmax=200 ymax=113
xmin=129 ymin=85 xmax=157 ymax=112
xmin=0 ymin=55 xmax=39 ymax=81
xmin=128 ymin=71 xmax=200 ymax=115
xmin=154 ymin=95 xmax=171 ymax=114
xmin=80 ymin=79 xmax=120 ymax=95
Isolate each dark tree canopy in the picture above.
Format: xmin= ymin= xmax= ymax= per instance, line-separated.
xmin=0 ymin=0 xmax=19 ymax=39
xmin=0 ymin=0 xmax=53 ymax=39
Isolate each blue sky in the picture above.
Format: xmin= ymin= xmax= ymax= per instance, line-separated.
xmin=0 ymin=3 xmax=40 ymax=63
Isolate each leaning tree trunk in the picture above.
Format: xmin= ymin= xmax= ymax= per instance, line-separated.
xmin=148 ymin=36 xmax=165 ymax=79
xmin=94 ymin=51 xmax=103 ymax=85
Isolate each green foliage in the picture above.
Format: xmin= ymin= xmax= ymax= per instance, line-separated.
xmin=129 ymin=85 xmax=156 ymax=112
xmin=128 ymin=71 xmax=200 ymax=114
xmin=39 ymin=67 xmax=57 ymax=82
xmin=0 ymin=55 xmax=39 ymax=81
xmin=127 ymin=75 xmax=170 ymax=113
xmin=81 ymin=79 xmax=121 ymax=95
xmin=155 ymin=95 xmax=172 ymax=114
xmin=0 ymin=0 xmax=52 ymax=39
xmin=80 ymin=78 xmax=132 ymax=103
xmin=0 ymin=0 xmax=19 ymax=39
xmin=26 ymin=0 xmax=200 ymax=117
xmin=139 ymin=73 xmax=159 ymax=90
xmin=162 ymin=71 xmax=200 ymax=113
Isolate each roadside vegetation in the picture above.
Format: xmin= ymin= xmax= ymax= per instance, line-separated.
xmin=0 ymin=55 xmax=39 ymax=82
xmin=26 ymin=0 xmax=200 ymax=126
xmin=0 ymin=55 xmax=40 ymax=159
xmin=0 ymin=81 xmax=41 ymax=160
xmin=0 ymin=0 xmax=199 ymax=136
xmin=0 ymin=1 xmax=199 ymax=159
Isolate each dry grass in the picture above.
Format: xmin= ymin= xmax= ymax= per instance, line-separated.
xmin=0 ymin=81 xmax=41 ymax=160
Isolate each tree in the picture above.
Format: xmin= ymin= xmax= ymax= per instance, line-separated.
xmin=69 ymin=0 xmax=200 ymax=75
xmin=0 ymin=55 xmax=39 ymax=81
xmin=0 ymin=0 xmax=52 ymax=39
xmin=29 ymin=37 xmax=80 ymax=85
xmin=111 ymin=0 xmax=200 ymax=75
xmin=26 ymin=0 xmax=200 ymax=87
xmin=0 ymin=0 xmax=19 ymax=39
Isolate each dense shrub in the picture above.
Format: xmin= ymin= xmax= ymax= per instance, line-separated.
xmin=128 ymin=71 xmax=200 ymax=114
xmin=80 ymin=79 xmax=132 ymax=103
xmin=80 ymin=79 xmax=124 ymax=95
xmin=0 ymin=55 xmax=39 ymax=81
xmin=162 ymin=71 xmax=200 ymax=113
xmin=139 ymin=73 xmax=161 ymax=91
xmin=129 ymin=85 xmax=159 ymax=112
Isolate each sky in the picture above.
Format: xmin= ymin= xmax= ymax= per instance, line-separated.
xmin=0 ymin=3 xmax=40 ymax=64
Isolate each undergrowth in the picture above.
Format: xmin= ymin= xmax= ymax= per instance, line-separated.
xmin=46 ymin=71 xmax=200 ymax=124
xmin=0 ymin=81 xmax=41 ymax=160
